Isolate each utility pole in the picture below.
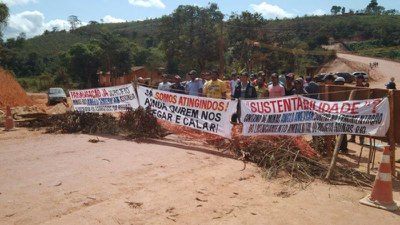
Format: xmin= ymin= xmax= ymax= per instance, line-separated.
xmin=218 ymin=22 xmax=224 ymax=80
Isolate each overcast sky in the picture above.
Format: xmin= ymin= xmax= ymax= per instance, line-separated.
xmin=2 ymin=0 xmax=399 ymax=39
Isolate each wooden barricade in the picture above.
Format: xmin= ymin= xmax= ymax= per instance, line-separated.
xmin=319 ymin=85 xmax=399 ymax=175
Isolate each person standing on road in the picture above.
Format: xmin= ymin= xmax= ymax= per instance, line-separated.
xmin=230 ymin=71 xmax=239 ymax=99
xmin=158 ymin=74 xmax=171 ymax=91
xmin=203 ymin=70 xmax=226 ymax=99
xmin=231 ymin=72 xmax=257 ymax=123
xmin=385 ymin=77 xmax=396 ymax=90
xmin=292 ymin=78 xmax=308 ymax=95
xmin=233 ymin=72 xmax=257 ymax=99
xmin=285 ymin=73 xmax=295 ymax=96
xmin=268 ymin=73 xmax=285 ymax=98
xmin=170 ymin=75 xmax=185 ymax=94
xmin=255 ymin=77 xmax=268 ymax=98
xmin=185 ymin=70 xmax=203 ymax=96
xmin=305 ymin=76 xmax=320 ymax=100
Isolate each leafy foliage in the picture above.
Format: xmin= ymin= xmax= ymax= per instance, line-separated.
xmin=0 ymin=2 xmax=399 ymax=90
xmin=158 ymin=3 xmax=223 ymax=73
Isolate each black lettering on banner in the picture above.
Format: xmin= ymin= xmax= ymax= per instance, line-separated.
xmin=175 ymin=115 xmax=181 ymax=123
xmin=280 ymin=113 xmax=295 ymax=123
xmin=243 ymin=114 xmax=262 ymax=123
xmin=182 ymin=117 xmax=219 ymax=133
xmin=152 ymin=110 xmax=173 ymax=122
xmin=169 ymin=105 xmax=199 ymax=118
xmin=247 ymin=124 xmax=288 ymax=133
xmin=200 ymin=111 xmax=221 ymax=122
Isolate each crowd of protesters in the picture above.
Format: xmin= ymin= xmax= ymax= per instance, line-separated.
xmin=136 ymin=69 xmax=386 ymax=101
xmin=136 ymin=69 xmax=397 ymax=155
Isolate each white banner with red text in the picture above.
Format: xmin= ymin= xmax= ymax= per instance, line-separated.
xmin=240 ymin=95 xmax=390 ymax=136
xmin=137 ymin=86 xmax=237 ymax=138
xmin=69 ymin=84 xmax=139 ymax=113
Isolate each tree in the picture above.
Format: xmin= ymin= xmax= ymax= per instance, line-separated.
xmin=341 ymin=7 xmax=346 ymax=14
xmin=145 ymin=48 xmax=165 ymax=71
xmin=226 ymin=11 xmax=265 ymax=71
xmin=68 ymin=15 xmax=81 ymax=31
xmin=97 ymin=32 xmax=134 ymax=81
xmin=365 ymin=0 xmax=385 ymax=15
xmin=158 ymin=3 xmax=224 ymax=73
xmin=63 ymin=43 xmax=101 ymax=87
xmin=330 ymin=6 xmax=342 ymax=15
xmin=0 ymin=3 xmax=9 ymax=39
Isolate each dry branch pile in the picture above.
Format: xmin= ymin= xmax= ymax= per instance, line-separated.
xmin=228 ymin=135 xmax=373 ymax=186
xmin=119 ymin=107 xmax=167 ymax=139
xmin=30 ymin=107 xmax=167 ymax=139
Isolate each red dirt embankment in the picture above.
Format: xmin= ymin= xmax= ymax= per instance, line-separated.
xmin=0 ymin=68 xmax=34 ymax=107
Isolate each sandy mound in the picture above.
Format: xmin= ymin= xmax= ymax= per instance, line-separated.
xmin=0 ymin=68 xmax=34 ymax=107
xmin=319 ymin=58 xmax=354 ymax=74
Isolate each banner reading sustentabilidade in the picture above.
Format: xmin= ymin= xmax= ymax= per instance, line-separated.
xmin=69 ymin=84 xmax=139 ymax=112
xmin=241 ymin=95 xmax=390 ymax=136
xmin=137 ymin=86 xmax=237 ymax=138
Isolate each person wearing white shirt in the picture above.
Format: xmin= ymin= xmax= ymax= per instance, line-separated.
xmin=158 ymin=74 xmax=172 ymax=91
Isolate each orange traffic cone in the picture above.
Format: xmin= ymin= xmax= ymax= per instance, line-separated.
xmin=4 ymin=106 xmax=15 ymax=131
xmin=359 ymin=146 xmax=399 ymax=211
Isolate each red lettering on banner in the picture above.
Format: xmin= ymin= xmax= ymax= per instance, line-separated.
xmin=341 ymin=103 xmax=351 ymax=113
xmin=102 ymin=89 xmax=109 ymax=97
xmin=350 ymin=102 xmax=360 ymax=114
xmin=155 ymin=92 xmax=177 ymax=104
xmin=330 ymin=103 xmax=339 ymax=113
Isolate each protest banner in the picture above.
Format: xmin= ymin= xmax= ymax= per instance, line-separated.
xmin=137 ymin=86 xmax=237 ymax=138
xmin=69 ymin=84 xmax=139 ymax=112
xmin=241 ymin=95 xmax=390 ymax=136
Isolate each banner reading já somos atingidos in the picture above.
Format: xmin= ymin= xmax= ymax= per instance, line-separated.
xmin=241 ymin=95 xmax=390 ymax=136
xmin=137 ymin=86 xmax=237 ymax=138
xmin=69 ymin=84 xmax=139 ymax=113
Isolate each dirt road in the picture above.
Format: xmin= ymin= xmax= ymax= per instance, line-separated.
xmin=337 ymin=53 xmax=400 ymax=88
xmin=0 ymin=129 xmax=399 ymax=225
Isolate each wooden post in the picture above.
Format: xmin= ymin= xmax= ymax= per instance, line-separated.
xmin=389 ymin=90 xmax=396 ymax=175
xmin=218 ymin=22 xmax=224 ymax=80
xmin=325 ymin=85 xmax=333 ymax=157
xmin=325 ymin=90 xmax=357 ymax=181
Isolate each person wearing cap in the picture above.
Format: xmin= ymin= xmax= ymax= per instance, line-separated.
xmin=292 ymin=78 xmax=308 ymax=95
xmin=170 ymin=75 xmax=185 ymax=94
xmin=268 ymin=73 xmax=285 ymax=98
xmin=185 ymin=70 xmax=203 ymax=96
xmin=229 ymin=71 xmax=239 ymax=98
xmin=305 ymin=76 xmax=320 ymax=99
xmin=334 ymin=77 xmax=345 ymax=85
xmin=385 ymin=77 xmax=396 ymax=90
xmin=285 ymin=73 xmax=295 ymax=96
xmin=203 ymin=70 xmax=226 ymax=99
xmin=250 ymin=74 xmax=257 ymax=86
xmin=158 ymin=74 xmax=172 ymax=91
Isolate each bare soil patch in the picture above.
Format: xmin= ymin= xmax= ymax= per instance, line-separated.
xmin=0 ymin=129 xmax=399 ymax=225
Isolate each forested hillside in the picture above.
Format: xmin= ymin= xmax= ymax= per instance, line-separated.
xmin=0 ymin=1 xmax=399 ymax=90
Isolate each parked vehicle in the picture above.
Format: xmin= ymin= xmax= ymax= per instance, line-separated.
xmin=351 ymin=71 xmax=369 ymax=81
xmin=314 ymin=73 xmax=327 ymax=82
xmin=47 ymin=87 xmax=67 ymax=105
xmin=335 ymin=72 xmax=355 ymax=83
